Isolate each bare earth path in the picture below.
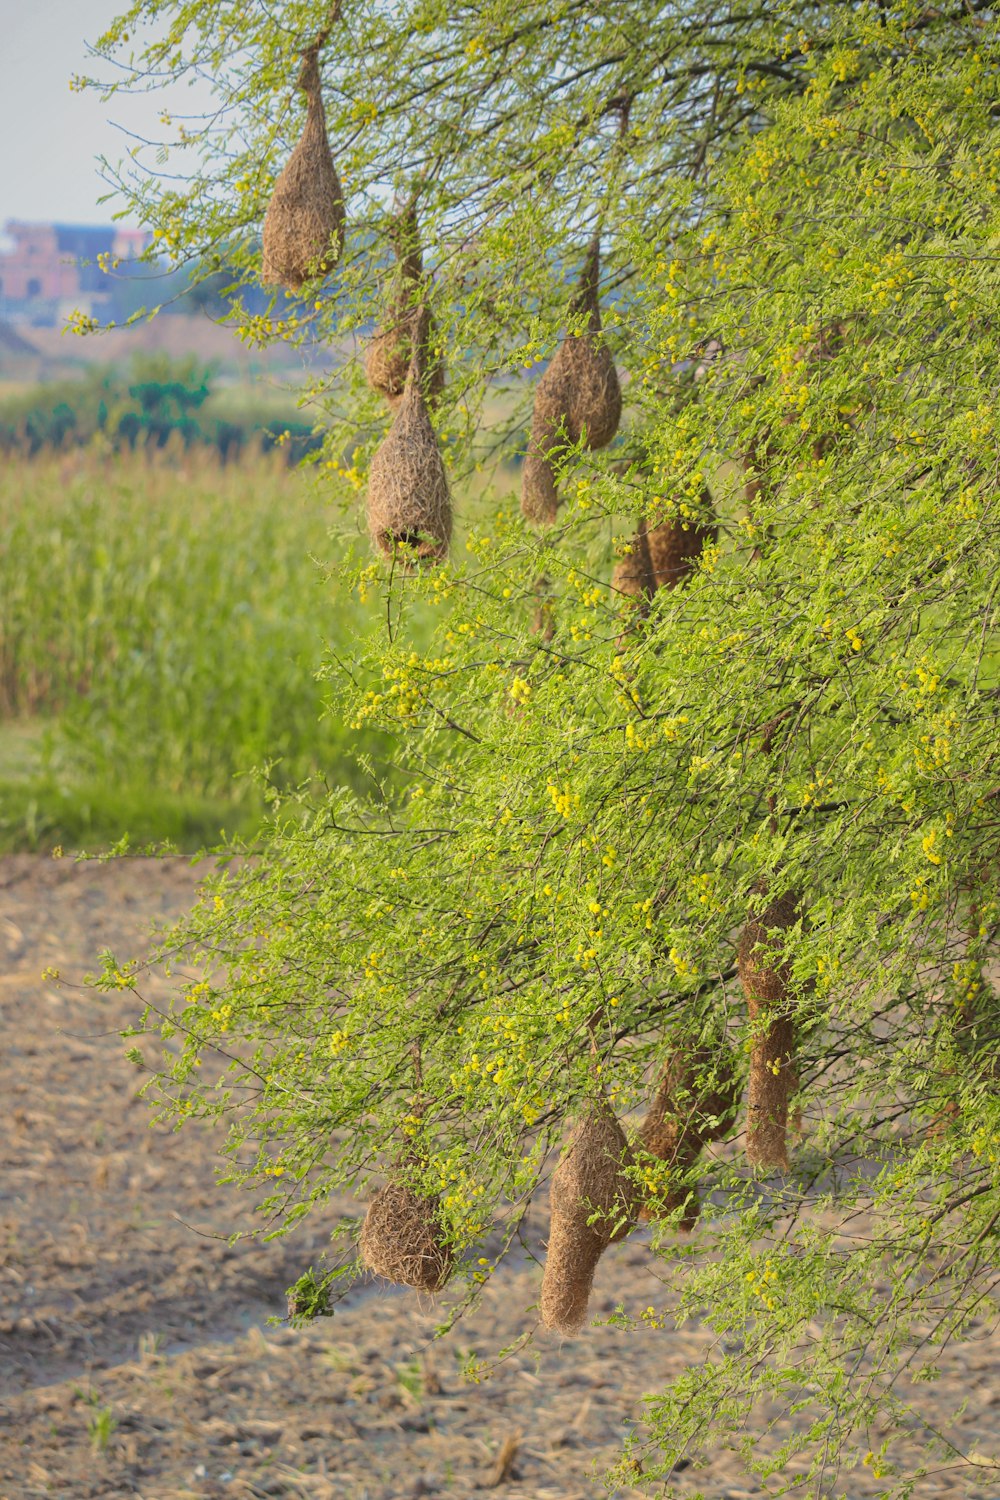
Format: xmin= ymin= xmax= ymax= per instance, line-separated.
xmin=1 ymin=855 xmax=997 ymax=1500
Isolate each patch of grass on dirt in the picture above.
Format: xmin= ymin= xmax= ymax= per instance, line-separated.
xmin=0 ymin=722 xmax=258 ymax=853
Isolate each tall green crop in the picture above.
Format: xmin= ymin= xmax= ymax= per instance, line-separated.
xmin=0 ymin=453 xmax=384 ymax=801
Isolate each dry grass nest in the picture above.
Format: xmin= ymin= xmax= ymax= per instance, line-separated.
xmin=367 ymin=311 xmax=452 ymax=567
xmin=737 ymin=887 xmax=801 ymax=1172
xmin=366 ymin=303 xmax=445 ymax=410
xmin=262 ymin=46 xmax=345 ymax=290
xmin=639 ymin=1044 xmax=740 ymax=1229
xmin=613 ymin=495 xmax=717 ymax=600
xmin=366 ymin=200 xmax=445 ymax=409
xmin=359 ymin=1179 xmax=453 ymax=1292
xmin=541 ymin=1097 xmax=638 ymax=1336
xmin=522 ymin=237 xmax=622 ymax=527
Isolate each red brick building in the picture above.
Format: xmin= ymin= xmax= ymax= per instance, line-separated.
xmin=0 ymin=222 xmax=149 ymax=325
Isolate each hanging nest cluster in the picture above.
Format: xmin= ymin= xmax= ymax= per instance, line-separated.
xmin=366 ymin=307 xmax=452 ymax=566
xmin=359 ymin=1178 xmax=453 ymax=1292
xmin=540 ymin=1097 xmax=638 ymax=1336
xmin=366 ymin=200 xmax=445 ymax=410
xmin=262 ymin=26 xmax=345 ymax=291
xmin=639 ymin=1044 xmax=740 ymax=1229
xmin=737 ymin=887 xmax=801 ymax=1172
xmin=522 ymin=236 xmax=622 ymax=526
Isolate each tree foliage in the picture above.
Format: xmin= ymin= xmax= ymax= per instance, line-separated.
xmin=92 ymin=1 xmax=1000 ymax=1493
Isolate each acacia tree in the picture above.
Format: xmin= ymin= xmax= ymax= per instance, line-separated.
xmin=89 ymin=1 xmax=1000 ymax=1493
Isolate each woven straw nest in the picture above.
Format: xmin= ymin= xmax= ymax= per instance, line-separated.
xmin=737 ymin=887 xmax=800 ymax=1171
xmin=366 ymin=200 xmax=445 ymax=410
xmin=611 ymin=520 xmax=656 ymax=598
xmin=613 ymin=491 xmax=717 ymax=600
xmin=531 ymin=574 xmax=556 ymax=641
xmin=262 ymin=42 xmax=345 ymax=290
xmin=541 ymin=1097 xmax=638 ymax=1336
xmin=366 ymin=308 xmax=452 ymax=567
xmin=359 ymin=1178 xmax=453 ymax=1292
xmin=522 ymin=236 xmax=622 ymax=526
xmin=639 ymin=1044 xmax=739 ymax=1229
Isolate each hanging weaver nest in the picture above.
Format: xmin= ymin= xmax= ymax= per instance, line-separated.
xmin=611 ymin=518 xmax=656 ymax=598
xmin=639 ymin=1044 xmax=740 ymax=1229
xmin=366 ymin=199 xmax=445 ymax=410
xmin=613 ymin=489 xmax=717 ymax=599
xmin=737 ymin=887 xmax=801 ymax=1171
xmin=261 ymin=33 xmax=345 ymax=290
xmin=359 ymin=1178 xmax=453 ymax=1292
xmin=367 ymin=308 xmax=452 ymax=566
xmin=531 ymin=574 xmax=556 ymax=641
xmin=522 ymin=236 xmax=622 ymax=526
xmin=541 ymin=1097 xmax=638 ymax=1336
xmin=646 ymin=510 xmax=715 ymax=585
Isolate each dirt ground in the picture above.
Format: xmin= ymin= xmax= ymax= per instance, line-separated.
xmin=1 ymin=854 xmax=998 ymax=1500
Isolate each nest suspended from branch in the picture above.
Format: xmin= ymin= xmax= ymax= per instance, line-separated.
xmin=366 ymin=197 xmax=445 ymax=409
xmin=367 ymin=308 xmax=452 ymax=566
xmin=610 ymin=518 xmax=656 ymax=598
xmin=613 ymin=490 xmax=717 ymax=601
xmin=262 ymin=29 xmax=345 ymax=290
xmin=645 ymin=502 xmax=716 ymax=589
xmin=737 ymin=887 xmax=801 ymax=1171
xmin=540 ymin=1097 xmax=638 ymax=1336
xmin=359 ymin=1178 xmax=453 ymax=1292
xmin=522 ymin=236 xmax=622 ymax=526
xmin=639 ymin=1043 xmax=740 ymax=1229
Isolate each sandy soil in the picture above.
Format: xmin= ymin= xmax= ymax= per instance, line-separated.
xmin=1 ymin=854 xmax=997 ymax=1500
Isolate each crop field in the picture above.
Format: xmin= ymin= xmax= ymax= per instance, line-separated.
xmin=0 ymin=450 xmax=390 ymax=852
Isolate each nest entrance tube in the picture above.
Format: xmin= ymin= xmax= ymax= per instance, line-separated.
xmin=261 ymin=35 xmax=345 ymax=290
xmin=522 ymin=236 xmax=622 ymax=526
xmin=540 ymin=1097 xmax=638 ymax=1336
xmin=737 ymin=888 xmax=800 ymax=1171
xmin=366 ymin=307 xmax=452 ymax=566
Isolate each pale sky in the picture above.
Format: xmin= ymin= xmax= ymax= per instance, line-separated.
xmin=0 ymin=0 xmax=213 ymax=231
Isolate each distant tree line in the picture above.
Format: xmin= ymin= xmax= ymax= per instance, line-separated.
xmin=0 ymin=356 xmax=322 ymax=461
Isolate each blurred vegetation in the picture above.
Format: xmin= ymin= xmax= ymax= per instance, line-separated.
xmin=0 ymin=356 xmax=325 ymax=461
xmin=0 ymin=450 xmax=393 ymax=852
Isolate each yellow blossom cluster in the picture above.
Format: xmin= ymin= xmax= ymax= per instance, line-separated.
xmin=745 ymin=1257 xmax=779 ymax=1311
xmin=547 ymin=779 xmax=579 ymax=819
xmin=353 ymin=652 xmax=452 ymax=729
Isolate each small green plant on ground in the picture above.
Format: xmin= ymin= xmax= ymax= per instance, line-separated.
xmin=394 ymin=1359 xmax=425 ymax=1403
xmin=83 ymin=1395 xmax=118 ymax=1456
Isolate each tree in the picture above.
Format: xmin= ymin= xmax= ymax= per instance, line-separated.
xmin=93 ymin=2 xmax=1000 ymax=1493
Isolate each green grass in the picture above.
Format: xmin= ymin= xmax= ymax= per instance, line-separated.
xmin=0 ymin=450 xmax=382 ymax=853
